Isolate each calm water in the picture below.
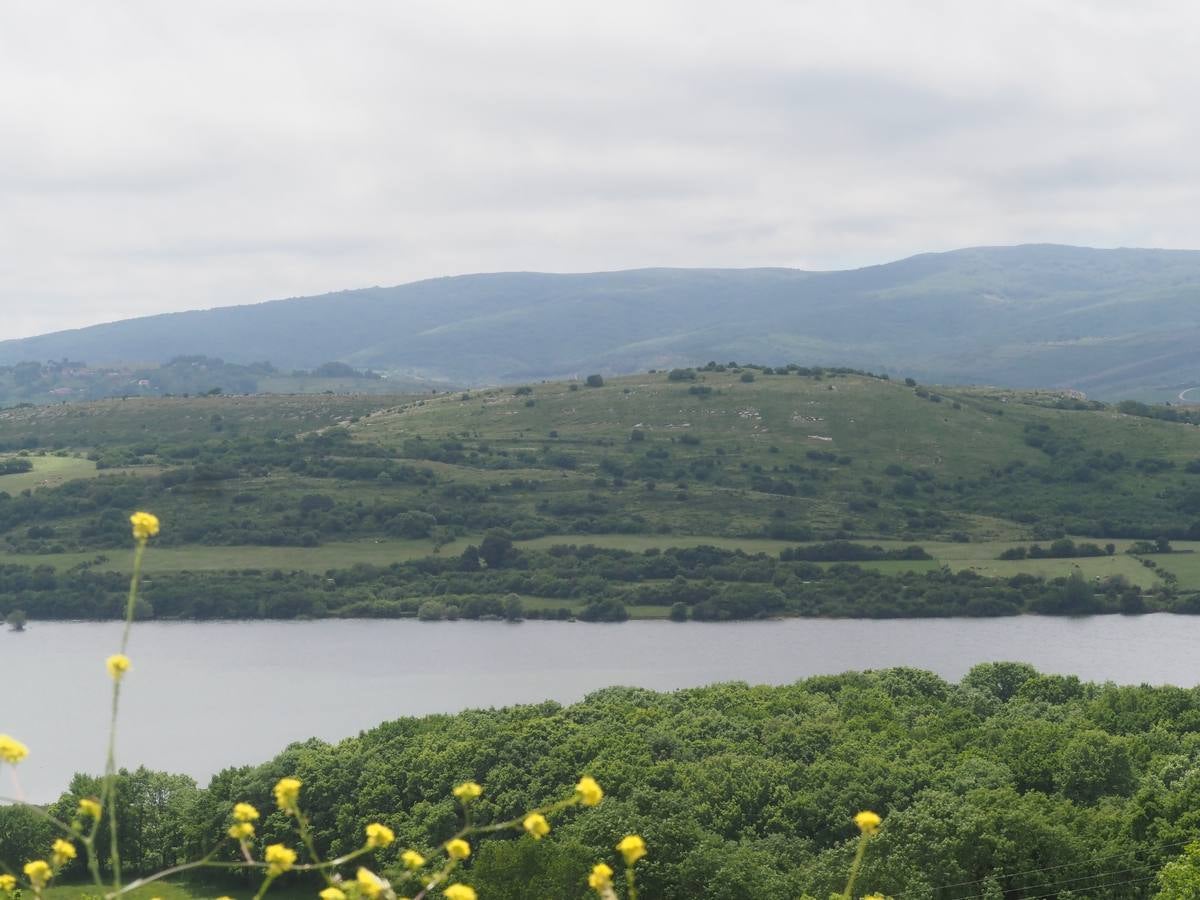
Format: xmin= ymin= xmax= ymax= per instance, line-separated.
xmin=5 ymin=615 xmax=1200 ymax=802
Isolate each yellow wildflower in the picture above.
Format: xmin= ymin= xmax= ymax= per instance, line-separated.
xmin=51 ymin=838 xmax=76 ymax=866
xmin=215 ymin=896 xmax=234 ymax=900
xmin=452 ymin=781 xmax=483 ymax=801
xmin=356 ymin=867 xmax=384 ymax=899
xmin=106 ymin=654 xmax=131 ymax=681
xmin=616 ymin=834 xmax=646 ymax=865
xmin=274 ymin=777 xmax=302 ymax=812
xmin=264 ymin=844 xmax=297 ymax=876
xmin=588 ymin=862 xmax=613 ymax=891
xmin=130 ymin=511 xmax=160 ymax=541
xmin=78 ymin=797 xmax=101 ymax=819
xmin=523 ymin=813 xmax=550 ymax=840
xmin=0 ymin=874 xmax=16 ymax=893
xmin=0 ymin=734 xmax=30 ymax=764
xmin=576 ymin=776 xmax=603 ymax=806
xmin=444 ymin=886 xmax=477 ymax=900
xmin=23 ymin=860 xmax=52 ymax=889
xmin=319 ymin=889 xmax=346 ymax=900
xmin=365 ymin=822 xmax=394 ymax=848
xmin=228 ymin=822 xmax=255 ymax=840
xmin=233 ymin=802 xmax=260 ymax=822
xmin=445 ymin=838 xmax=471 ymax=860
xmin=400 ymin=849 xmax=425 ymax=870
xmin=854 ymin=810 xmax=882 ymax=835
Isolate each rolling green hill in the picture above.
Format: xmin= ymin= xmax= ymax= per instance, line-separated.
xmin=2 ymin=245 xmax=1199 ymax=398
xmin=2 ymin=368 xmax=1199 ymax=620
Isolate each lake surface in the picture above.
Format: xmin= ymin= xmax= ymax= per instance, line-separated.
xmin=5 ymin=615 xmax=1200 ymax=802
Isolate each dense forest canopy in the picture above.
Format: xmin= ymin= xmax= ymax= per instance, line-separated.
xmin=6 ymin=666 xmax=1200 ymax=897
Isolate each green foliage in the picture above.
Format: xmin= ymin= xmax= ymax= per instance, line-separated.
xmin=4 ymin=374 xmax=1200 ymax=623
xmin=19 ymin=668 xmax=1200 ymax=897
xmin=1156 ymin=842 xmax=1200 ymax=898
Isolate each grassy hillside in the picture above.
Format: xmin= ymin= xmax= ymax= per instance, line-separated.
xmin=1 ymin=369 xmax=1199 ymax=620
xmin=3 ymin=245 xmax=1199 ymax=398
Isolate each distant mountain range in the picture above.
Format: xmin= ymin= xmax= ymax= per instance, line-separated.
xmin=3 ymin=244 xmax=1199 ymax=399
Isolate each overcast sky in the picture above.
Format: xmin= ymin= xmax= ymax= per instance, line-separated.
xmin=3 ymin=0 xmax=1199 ymax=340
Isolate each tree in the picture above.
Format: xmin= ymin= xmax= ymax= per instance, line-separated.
xmin=1155 ymin=842 xmax=1200 ymax=898
xmin=502 ymin=593 xmax=524 ymax=621
xmin=417 ymin=601 xmax=445 ymax=621
xmin=480 ymin=530 xmax=514 ymax=568
xmin=5 ymin=609 xmax=26 ymax=631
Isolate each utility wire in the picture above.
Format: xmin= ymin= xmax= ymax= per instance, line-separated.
xmin=891 ymin=834 xmax=1194 ymax=898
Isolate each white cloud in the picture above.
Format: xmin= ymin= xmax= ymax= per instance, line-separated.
xmin=2 ymin=0 xmax=1200 ymax=339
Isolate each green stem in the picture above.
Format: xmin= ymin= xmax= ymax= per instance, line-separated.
xmin=294 ymin=810 xmax=333 ymax=886
xmin=841 ymin=834 xmax=869 ymax=900
xmin=103 ymin=537 xmax=147 ymax=891
xmin=252 ymin=872 xmax=277 ymax=900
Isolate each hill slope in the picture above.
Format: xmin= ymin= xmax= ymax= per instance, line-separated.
xmin=3 ymin=245 xmax=1200 ymax=398
xmin=2 ymin=368 xmax=1200 ymax=622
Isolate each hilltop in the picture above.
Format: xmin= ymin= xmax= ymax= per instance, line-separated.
xmin=2 ymin=245 xmax=1200 ymax=399
xmin=1 ymin=367 xmax=1199 ymax=621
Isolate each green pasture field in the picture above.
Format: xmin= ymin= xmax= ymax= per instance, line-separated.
xmin=0 ymin=454 xmax=160 ymax=492
xmin=1 ymin=533 xmax=1190 ymax=591
xmin=0 ymin=455 xmax=99 ymax=492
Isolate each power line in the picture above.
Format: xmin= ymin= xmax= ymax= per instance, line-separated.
xmin=979 ymin=857 xmax=1165 ymax=899
xmin=891 ymin=834 xmax=1195 ymax=898
xmin=1015 ymin=871 xmax=1158 ymax=900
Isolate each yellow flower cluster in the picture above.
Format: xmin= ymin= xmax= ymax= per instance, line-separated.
xmin=855 ymin=810 xmax=882 ymax=836
xmin=588 ymin=862 xmax=613 ymax=891
xmin=356 ymin=867 xmax=385 ymax=898
xmin=23 ymin=861 xmax=51 ymax=889
xmin=0 ymin=874 xmax=15 ymax=894
xmin=78 ymin=797 xmax=101 ymax=819
xmin=576 ymin=775 xmax=603 ymax=806
xmin=318 ymin=889 xmax=346 ymax=900
xmin=365 ymin=822 xmax=394 ymax=848
xmin=443 ymin=885 xmax=477 ymax=900
xmin=445 ymin=838 xmax=471 ymax=860
xmin=130 ymin=511 xmax=160 ymax=541
xmin=228 ymin=822 xmax=255 ymax=841
xmin=264 ymin=843 xmax=297 ymax=876
xmin=401 ymin=849 xmax=425 ymax=870
xmin=227 ymin=800 xmax=260 ymax=839
xmin=617 ymin=834 xmax=646 ymax=865
xmin=452 ymin=781 xmax=483 ymax=801
xmin=234 ymin=802 xmax=260 ymax=822
xmin=274 ymin=776 xmax=302 ymax=812
xmin=51 ymin=838 xmax=76 ymax=866
xmin=523 ymin=812 xmax=550 ymax=840
xmin=0 ymin=734 xmax=29 ymax=765
xmin=106 ymin=653 xmax=131 ymax=682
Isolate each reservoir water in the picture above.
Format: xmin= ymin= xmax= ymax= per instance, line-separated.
xmin=5 ymin=614 xmax=1200 ymax=803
